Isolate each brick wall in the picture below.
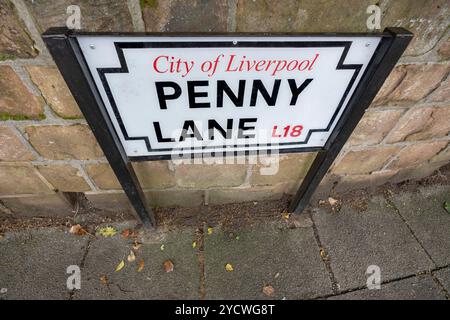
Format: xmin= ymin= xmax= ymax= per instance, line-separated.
xmin=0 ymin=0 xmax=449 ymax=216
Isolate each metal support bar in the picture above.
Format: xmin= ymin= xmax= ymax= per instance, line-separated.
xmin=288 ymin=27 xmax=413 ymax=214
xmin=43 ymin=29 xmax=156 ymax=229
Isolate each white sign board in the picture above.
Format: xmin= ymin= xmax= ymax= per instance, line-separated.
xmin=77 ymin=36 xmax=381 ymax=158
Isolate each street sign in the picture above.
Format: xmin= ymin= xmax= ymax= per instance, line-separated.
xmin=43 ymin=28 xmax=412 ymax=229
xmin=77 ymin=36 xmax=381 ymax=159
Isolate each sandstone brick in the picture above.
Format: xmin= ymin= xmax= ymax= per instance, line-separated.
xmin=236 ymin=0 xmax=378 ymax=32
xmin=348 ymin=110 xmax=404 ymax=146
xmin=25 ymin=124 xmax=103 ymax=160
xmin=85 ymin=163 xmax=120 ymax=190
xmin=427 ymin=74 xmax=450 ymax=102
xmin=250 ymin=153 xmax=315 ymax=186
xmin=334 ymin=169 xmax=398 ymax=193
xmin=25 ymin=0 xmax=133 ymax=32
xmin=1 ymin=194 xmax=73 ymax=217
xmin=387 ymin=141 xmax=448 ymax=170
xmin=145 ymin=189 xmax=204 ymax=207
xmin=430 ymin=143 xmax=450 ymax=164
xmin=0 ymin=66 xmax=44 ymax=120
xmin=142 ymin=0 xmax=228 ymax=32
xmin=236 ymin=0 xmax=449 ymax=55
xmin=372 ymin=66 xmax=406 ymax=106
xmin=208 ymin=183 xmax=289 ymax=205
xmin=389 ymin=64 xmax=448 ymax=102
xmin=333 ymin=146 xmax=401 ymax=175
xmin=382 ymin=0 xmax=449 ymax=56
xmin=85 ymin=192 xmax=132 ymax=213
xmin=36 ymin=164 xmax=91 ymax=192
xmin=0 ymin=126 xmax=34 ymax=161
xmin=133 ymin=161 xmax=175 ymax=189
xmin=437 ymin=37 xmax=450 ymax=60
xmin=174 ymin=164 xmax=247 ymax=188
xmin=0 ymin=0 xmax=37 ymax=59
xmin=386 ymin=106 xmax=450 ymax=143
xmin=27 ymin=66 xmax=82 ymax=119
xmin=390 ymin=161 xmax=445 ymax=184
xmin=0 ymin=164 xmax=53 ymax=195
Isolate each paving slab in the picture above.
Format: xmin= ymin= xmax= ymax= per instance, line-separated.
xmin=434 ymin=267 xmax=450 ymax=294
xmin=73 ymin=228 xmax=200 ymax=299
xmin=204 ymin=223 xmax=332 ymax=299
xmin=0 ymin=228 xmax=89 ymax=300
xmin=329 ymin=274 xmax=446 ymax=300
xmin=312 ymin=195 xmax=434 ymax=292
xmin=390 ymin=185 xmax=450 ymax=267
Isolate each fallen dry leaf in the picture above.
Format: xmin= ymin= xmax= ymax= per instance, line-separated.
xmin=99 ymin=226 xmax=117 ymax=237
xmin=100 ymin=275 xmax=108 ymax=284
xmin=192 ymin=241 xmax=197 ymax=249
xmin=137 ymin=259 xmax=145 ymax=272
xmin=328 ymin=197 xmax=339 ymax=206
xmin=282 ymin=212 xmax=290 ymax=220
xmin=160 ymin=244 xmax=165 ymax=251
xmin=69 ymin=224 xmax=87 ymax=236
xmin=207 ymin=227 xmax=213 ymax=235
xmin=121 ymin=229 xmax=130 ymax=238
xmin=129 ymin=231 xmax=139 ymax=238
xmin=262 ymin=285 xmax=275 ymax=297
xmin=225 ymin=263 xmax=234 ymax=272
xmin=133 ymin=241 xmax=142 ymax=251
xmin=127 ymin=250 xmax=136 ymax=263
xmin=115 ymin=260 xmax=125 ymax=272
xmin=163 ymin=259 xmax=174 ymax=273
xmin=320 ymin=248 xmax=329 ymax=261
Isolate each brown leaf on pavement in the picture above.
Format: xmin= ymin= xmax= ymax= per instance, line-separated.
xmin=262 ymin=285 xmax=275 ymax=297
xmin=137 ymin=259 xmax=145 ymax=272
xmin=163 ymin=259 xmax=174 ymax=273
xmin=328 ymin=197 xmax=340 ymax=206
xmin=121 ymin=229 xmax=130 ymax=238
xmin=133 ymin=241 xmax=142 ymax=251
xmin=320 ymin=248 xmax=329 ymax=261
xmin=69 ymin=224 xmax=87 ymax=236
xmin=100 ymin=275 xmax=108 ymax=284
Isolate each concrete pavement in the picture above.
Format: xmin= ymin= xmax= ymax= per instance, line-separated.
xmin=0 ymin=183 xmax=449 ymax=300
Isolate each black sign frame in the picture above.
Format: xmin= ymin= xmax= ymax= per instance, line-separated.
xmin=42 ymin=28 xmax=412 ymax=229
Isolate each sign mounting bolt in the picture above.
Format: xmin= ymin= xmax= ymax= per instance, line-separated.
xmin=89 ymin=44 xmax=95 ymax=49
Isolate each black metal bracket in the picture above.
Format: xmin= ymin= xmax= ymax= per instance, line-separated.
xmin=288 ymin=28 xmax=412 ymax=213
xmin=43 ymin=30 xmax=156 ymax=229
xmin=42 ymin=27 xmax=411 ymax=228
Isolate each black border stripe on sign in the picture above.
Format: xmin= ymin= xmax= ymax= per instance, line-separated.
xmin=91 ymin=41 xmax=362 ymax=154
